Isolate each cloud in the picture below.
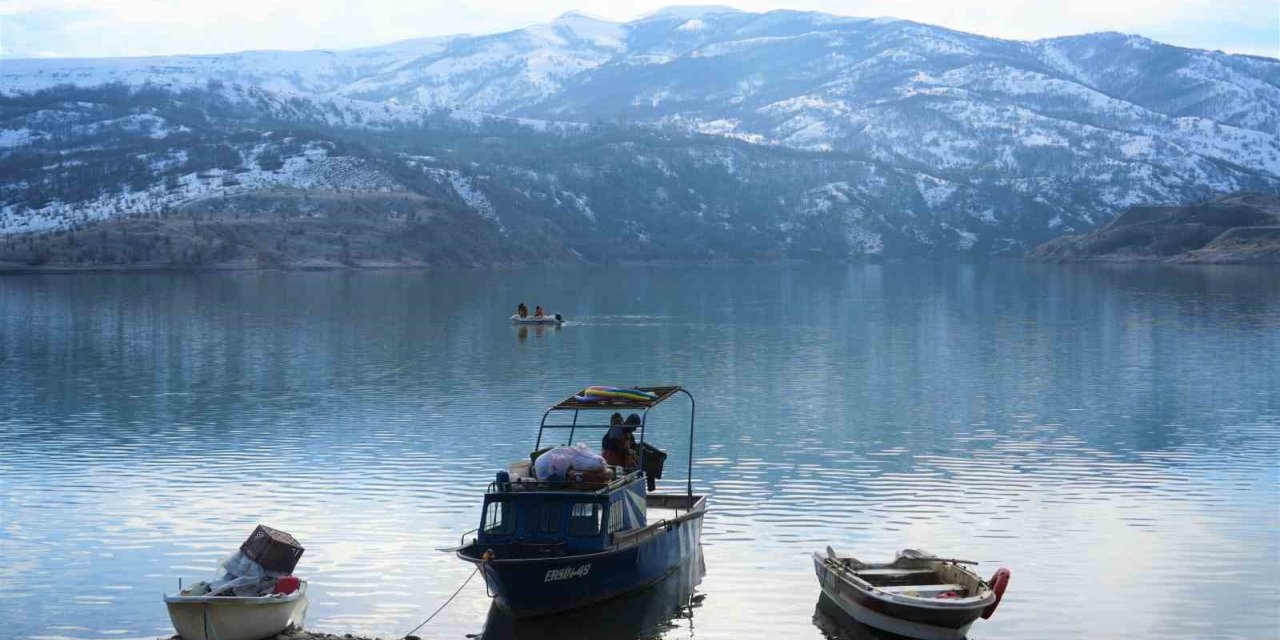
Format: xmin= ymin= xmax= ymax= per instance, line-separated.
xmin=0 ymin=0 xmax=1275 ymax=59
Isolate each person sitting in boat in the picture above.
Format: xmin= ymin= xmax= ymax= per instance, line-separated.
xmin=602 ymin=413 xmax=638 ymax=470
xmin=517 ymin=302 xmax=528 ymax=318
xmin=534 ymin=305 xmax=545 ymax=318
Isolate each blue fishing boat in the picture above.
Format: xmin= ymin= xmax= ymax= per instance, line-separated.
xmin=456 ymin=385 xmax=707 ymax=618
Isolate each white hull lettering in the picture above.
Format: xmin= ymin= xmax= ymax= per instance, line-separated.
xmin=544 ymin=564 xmax=592 ymax=582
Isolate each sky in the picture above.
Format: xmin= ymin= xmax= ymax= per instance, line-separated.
xmin=0 ymin=0 xmax=1276 ymax=59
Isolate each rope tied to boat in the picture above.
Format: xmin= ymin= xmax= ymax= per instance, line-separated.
xmin=400 ymin=550 xmax=491 ymax=639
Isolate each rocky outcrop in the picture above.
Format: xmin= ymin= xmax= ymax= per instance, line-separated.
xmin=1173 ymin=225 xmax=1280 ymax=263
xmin=1027 ymin=194 xmax=1280 ymax=263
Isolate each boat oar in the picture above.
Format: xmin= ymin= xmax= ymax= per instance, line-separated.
xmin=933 ymin=558 xmax=979 ymax=565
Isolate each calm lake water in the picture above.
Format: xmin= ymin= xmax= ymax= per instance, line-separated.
xmin=1 ymin=264 xmax=1278 ymax=640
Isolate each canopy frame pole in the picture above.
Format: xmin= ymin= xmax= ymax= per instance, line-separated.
xmin=677 ymin=388 xmax=695 ymax=498
xmin=566 ymin=409 xmax=580 ymax=445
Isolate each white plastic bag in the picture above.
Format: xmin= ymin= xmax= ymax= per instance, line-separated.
xmin=219 ymin=550 xmax=272 ymax=579
xmin=534 ymin=444 xmax=607 ymax=480
xmin=568 ymin=443 xmax=606 ymax=472
xmin=207 ymin=550 xmax=280 ymax=596
xmin=534 ymin=447 xmax=574 ymax=481
xmin=209 ymin=575 xmax=276 ymax=597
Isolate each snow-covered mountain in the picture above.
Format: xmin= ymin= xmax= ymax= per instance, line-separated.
xmin=1 ymin=6 xmax=1277 ymax=262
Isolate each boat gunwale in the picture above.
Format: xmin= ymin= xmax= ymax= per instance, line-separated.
xmin=814 ymin=554 xmax=994 ymax=611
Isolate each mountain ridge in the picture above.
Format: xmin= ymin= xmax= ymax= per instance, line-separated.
xmin=1 ymin=7 xmax=1277 ymax=264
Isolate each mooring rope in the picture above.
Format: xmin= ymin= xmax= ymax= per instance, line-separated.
xmin=400 ymin=565 xmax=481 ymax=639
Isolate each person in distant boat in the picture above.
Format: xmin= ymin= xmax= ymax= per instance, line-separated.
xmin=534 ymin=305 xmax=545 ymax=318
xmin=602 ymin=412 xmax=638 ymax=470
xmin=517 ymin=303 xmax=528 ymax=318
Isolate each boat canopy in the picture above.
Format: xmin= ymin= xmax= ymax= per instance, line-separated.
xmin=535 ymin=385 xmax=695 ymax=497
xmin=550 ymin=385 xmax=684 ymax=411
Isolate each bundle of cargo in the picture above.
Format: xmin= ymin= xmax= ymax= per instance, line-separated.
xmin=533 ymin=443 xmax=614 ymax=488
xmin=164 ymin=525 xmax=309 ymax=640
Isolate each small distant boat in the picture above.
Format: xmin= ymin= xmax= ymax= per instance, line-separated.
xmin=164 ymin=581 xmax=309 ymax=640
xmin=511 ymin=313 xmax=564 ymax=325
xmin=813 ymin=548 xmax=1009 ymax=640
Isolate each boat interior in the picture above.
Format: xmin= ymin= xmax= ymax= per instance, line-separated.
xmin=827 ymin=549 xmax=987 ymax=600
xmin=646 ymin=492 xmax=701 ymax=518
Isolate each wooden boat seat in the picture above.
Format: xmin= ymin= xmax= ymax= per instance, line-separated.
xmin=877 ymin=584 xmax=964 ymax=597
xmin=857 ymin=568 xmax=937 ymax=578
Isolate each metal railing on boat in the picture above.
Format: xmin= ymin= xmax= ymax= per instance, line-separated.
xmin=487 ymin=470 xmax=644 ymax=494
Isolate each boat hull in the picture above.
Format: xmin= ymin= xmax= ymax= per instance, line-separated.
xmin=482 ymin=545 xmax=705 ymax=639
xmin=473 ymin=500 xmax=704 ymax=618
xmin=164 ymin=583 xmax=308 ymax=640
xmin=814 ymin=556 xmax=982 ymax=640
xmin=510 ymin=315 xmax=563 ymax=325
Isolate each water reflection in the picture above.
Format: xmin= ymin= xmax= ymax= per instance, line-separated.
xmin=516 ymin=323 xmax=561 ymax=342
xmin=812 ymin=594 xmax=908 ymax=640
xmin=481 ymin=548 xmax=705 ymax=640
xmin=0 ymin=264 xmax=1276 ymax=640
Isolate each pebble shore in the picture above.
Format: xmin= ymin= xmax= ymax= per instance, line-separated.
xmin=168 ymin=632 xmax=427 ymax=640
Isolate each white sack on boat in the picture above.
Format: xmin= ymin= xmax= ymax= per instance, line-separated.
xmin=535 ymin=444 xmax=607 ymax=480
xmin=208 ymin=550 xmax=282 ymax=597
xmin=534 ymin=447 xmax=574 ymax=481
xmin=568 ymin=443 xmax=606 ymax=472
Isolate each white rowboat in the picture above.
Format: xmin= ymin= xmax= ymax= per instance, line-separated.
xmin=164 ymin=581 xmax=308 ymax=640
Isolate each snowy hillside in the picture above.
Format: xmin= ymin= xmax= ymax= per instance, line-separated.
xmin=1 ymin=7 xmax=1278 ymax=262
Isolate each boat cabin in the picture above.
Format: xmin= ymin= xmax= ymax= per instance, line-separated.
xmin=477 ymin=473 xmax=649 ymax=556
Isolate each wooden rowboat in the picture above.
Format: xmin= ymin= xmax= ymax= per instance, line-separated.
xmin=813 ymin=549 xmax=1008 ymax=640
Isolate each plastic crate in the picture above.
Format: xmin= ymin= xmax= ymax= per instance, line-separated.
xmin=240 ymin=525 xmax=304 ymax=574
